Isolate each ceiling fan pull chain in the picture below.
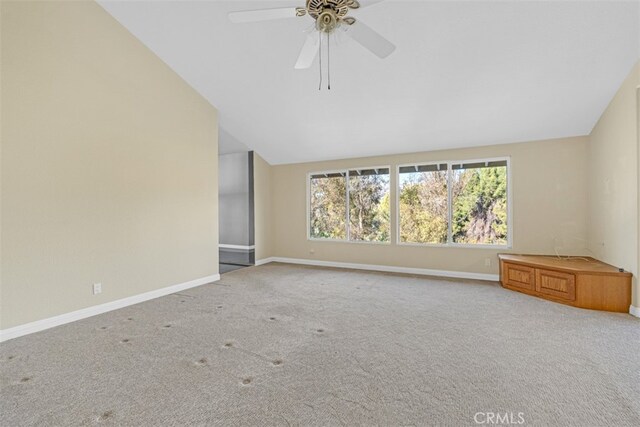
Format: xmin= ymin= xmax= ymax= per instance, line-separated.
xmin=327 ymin=32 xmax=331 ymax=90
xmin=318 ymin=31 xmax=323 ymax=91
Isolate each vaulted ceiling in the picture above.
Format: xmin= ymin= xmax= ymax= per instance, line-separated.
xmin=99 ymin=0 xmax=639 ymax=165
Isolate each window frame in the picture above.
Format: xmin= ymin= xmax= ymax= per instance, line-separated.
xmin=306 ymin=166 xmax=392 ymax=245
xmin=396 ymin=156 xmax=512 ymax=249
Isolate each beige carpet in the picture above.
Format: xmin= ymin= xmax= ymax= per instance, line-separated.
xmin=1 ymin=263 xmax=639 ymax=426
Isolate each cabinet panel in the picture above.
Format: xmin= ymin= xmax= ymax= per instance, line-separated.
xmin=536 ymin=269 xmax=576 ymax=301
xmin=503 ymin=263 xmax=535 ymax=291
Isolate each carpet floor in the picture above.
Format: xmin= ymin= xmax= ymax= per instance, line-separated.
xmin=1 ymin=263 xmax=639 ymax=426
xmin=219 ymin=263 xmax=248 ymax=274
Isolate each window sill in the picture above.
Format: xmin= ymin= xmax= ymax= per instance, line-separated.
xmin=307 ymin=238 xmax=391 ymax=245
xmin=307 ymin=238 xmax=510 ymax=249
xmin=397 ymin=242 xmax=511 ymax=249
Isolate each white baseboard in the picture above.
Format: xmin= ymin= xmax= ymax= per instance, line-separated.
xmin=0 ymin=274 xmax=220 ymax=343
xmin=630 ymin=305 xmax=640 ymax=318
xmin=255 ymin=257 xmax=499 ymax=282
xmin=219 ymin=244 xmax=255 ymax=251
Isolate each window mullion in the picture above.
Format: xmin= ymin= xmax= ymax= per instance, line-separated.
xmin=345 ymin=170 xmax=350 ymax=241
xmin=447 ymin=162 xmax=453 ymax=245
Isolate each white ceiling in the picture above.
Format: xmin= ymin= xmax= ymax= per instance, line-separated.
xmin=219 ymin=127 xmax=249 ymax=155
xmin=98 ymin=0 xmax=639 ymax=165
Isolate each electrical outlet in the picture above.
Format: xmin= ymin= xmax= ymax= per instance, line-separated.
xmin=309 ymin=249 xmax=315 ymax=255
xmin=484 ymin=258 xmax=491 ymax=267
xmin=93 ymin=283 xmax=102 ymax=295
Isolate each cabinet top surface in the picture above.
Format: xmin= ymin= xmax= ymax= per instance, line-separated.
xmin=498 ymin=254 xmax=632 ymax=276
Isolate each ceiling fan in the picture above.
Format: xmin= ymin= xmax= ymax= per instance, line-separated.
xmin=229 ymin=0 xmax=395 ymax=78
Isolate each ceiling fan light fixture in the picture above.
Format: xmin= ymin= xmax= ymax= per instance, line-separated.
xmin=317 ymin=9 xmax=338 ymax=33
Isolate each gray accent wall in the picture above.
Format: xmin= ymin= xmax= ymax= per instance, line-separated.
xmin=219 ymin=151 xmax=254 ymax=247
xmin=248 ymin=152 xmax=255 ymax=246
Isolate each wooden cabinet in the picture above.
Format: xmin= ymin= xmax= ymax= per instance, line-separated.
xmin=535 ymin=269 xmax=575 ymax=301
xmin=498 ymin=254 xmax=631 ymax=313
xmin=503 ymin=263 xmax=535 ymax=291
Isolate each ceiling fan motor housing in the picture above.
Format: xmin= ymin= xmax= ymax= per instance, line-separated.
xmin=307 ymin=0 xmax=359 ymax=33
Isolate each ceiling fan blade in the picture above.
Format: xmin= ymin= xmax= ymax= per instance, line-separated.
xmin=343 ymin=19 xmax=395 ymax=59
xmin=228 ymin=7 xmax=300 ymax=24
xmin=294 ymin=34 xmax=320 ymax=69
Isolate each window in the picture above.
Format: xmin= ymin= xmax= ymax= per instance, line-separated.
xmin=398 ymin=164 xmax=449 ymax=244
xmin=309 ymin=172 xmax=347 ymax=240
xmin=308 ymin=167 xmax=390 ymax=243
xmin=349 ymin=168 xmax=390 ymax=242
xmin=398 ymin=158 xmax=509 ymax=246
xmin=308 ymin=159 xmax=509 ymax=247
xmin=451 ymin=161 xmax=508 ymax=245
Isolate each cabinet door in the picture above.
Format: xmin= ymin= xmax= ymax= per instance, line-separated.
xmin=536 ymin=269 xmax=576 ymax=301
xmin=503 ymin=263 xmax=535 ymax=291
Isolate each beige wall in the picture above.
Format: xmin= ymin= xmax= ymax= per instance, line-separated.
xmin=587 ymin=62 xmax=639 ymax=308
xmin=1 ymin=1 xmax=219 ymax=329
xmin=270 ymin=137 xmax=589 ymax=275
xmin=0 ymin=0 xmax=4 ymax=328
xmin=253 ymin=153 xmax=274 ymax=261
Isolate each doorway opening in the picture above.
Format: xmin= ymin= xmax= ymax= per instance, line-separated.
xmin=219 ymin=145 xmax=255 ymax=275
